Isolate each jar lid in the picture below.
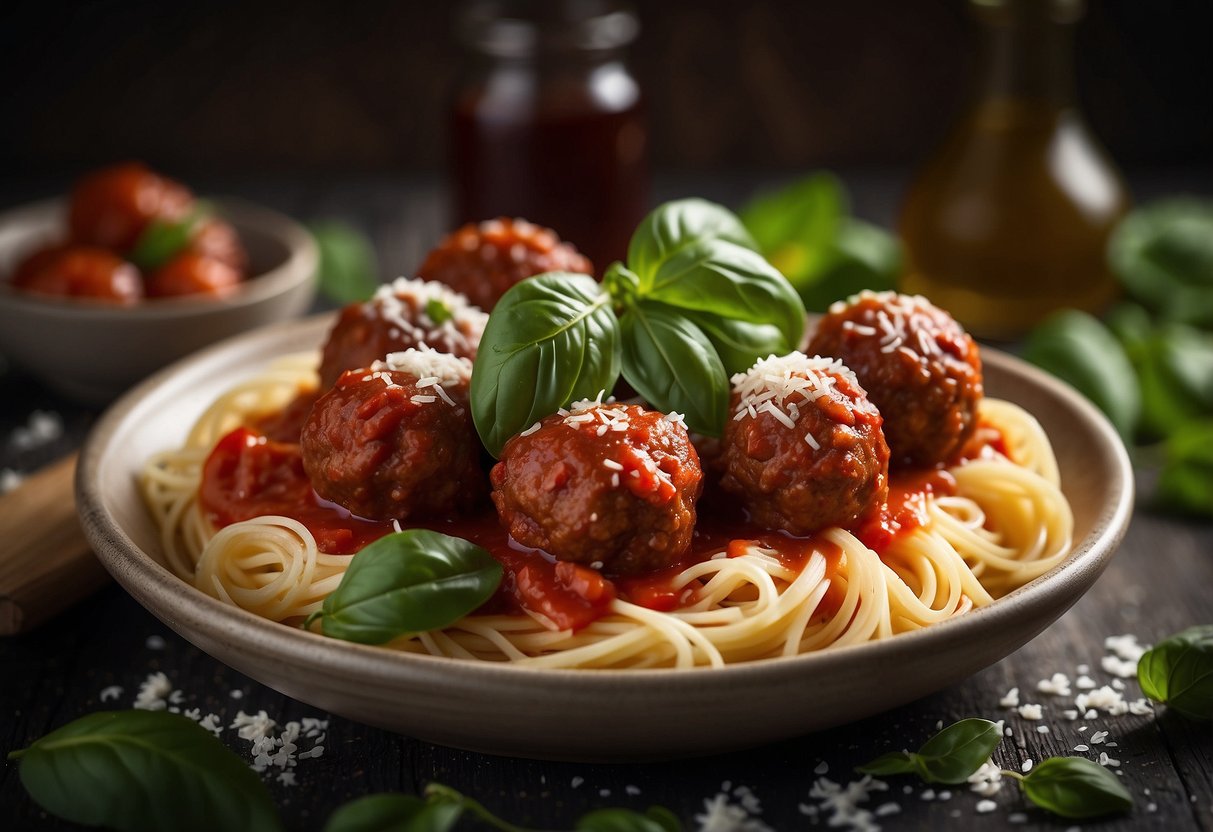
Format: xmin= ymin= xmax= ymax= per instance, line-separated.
xmin=458 ymin=0 xmax=639 ymax=58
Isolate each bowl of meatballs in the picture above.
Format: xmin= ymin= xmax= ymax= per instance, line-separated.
xmin=76 ymin=214 xmax=1132 ymax=760
xmin=0 ymin=162 xmax=317 ymax=403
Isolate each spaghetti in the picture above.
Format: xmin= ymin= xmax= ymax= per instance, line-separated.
xmin=140 ymin=352 xmax=1073 ymax=670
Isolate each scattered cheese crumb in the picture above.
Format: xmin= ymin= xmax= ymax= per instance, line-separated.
xmin=976 ymin=799 xmax=997 ymax=813
xmin=1021 ymin=759 xmax=1034 ymax=773
xmin=968 ymin=761 xmax=1004 ymax=797
xmin=1037 ymin=725 xmax=1050 ymax=734
xmin=804 ymin=776 xmax=888 ymax=832
xmin=133 ymin=672 xmax=176 ymax=711
xmin=0 ymin=468 xmax=23 ymax=494
xmin=9 ymin=410 xmax=63 ymax=451
xmin=814 ymin=761 xmax=829 ymax=775
xmin=145 ymin=635 xmax=166 ymax=650
xmin=1036 ymin=673 xmax=1072 ymax=697
xmin=999 ymin=687 xmax=1020 ymax=708
xmin=99 ymin=685 xmax=123 ymax=702
xmin=1017 ymin=703 xmax=1043 ymax=720
xmin=1097 ymin=752 xmax=1120 ymax=768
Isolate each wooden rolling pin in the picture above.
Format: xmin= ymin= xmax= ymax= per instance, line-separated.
xmin=0 ymin=453 xmax=110 ymax=635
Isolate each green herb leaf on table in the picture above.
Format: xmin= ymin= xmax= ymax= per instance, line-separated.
xmin=1157 ymin=421 xmax=1213 ymax=517
xmin=309 ymin=220 xmax=381 ymax=305
xmin=739 ymin=174 xmax=901 ymax=312
xmin=471 ymin=272 xmax=621 ymax=457
xmin=1137 ymin=625 xmax=1213 ymax=721
xmin=7 ymin=710 xmax=281 ymax=832
xmin=1021 ymin=309 xmax=1141 ymax=442
xmin=621 ymin=302 xmax=730 ymax=436
xmin=1133 ymin=322 xmax=1213 ymax=440
xmin=323 ymin=793 xmax=462 ymax=832
xmin=1018 ymin=757 xmax=1133 ymax=819
xmin=856 ymin=718 xmax=1002 ymax=784
xmin=576 ymin=806 xmax=683 ymax=832
xmin=129 ymin=202 xmax=212 ymax=272
xmin=627 ymin=198 xmax=758 ymax=289
xmin=1109 ymin=197 xmax=1213 ymax=329
xmin=306 ymin=530 xmax=502 ymax=644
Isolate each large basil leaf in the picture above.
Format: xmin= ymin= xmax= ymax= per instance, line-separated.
xmin=645 ymin=238 xmax=806 ymax=348
xmin=324 ymin=794 xmax=461 ymax=832
xmin=621 ymin=303 xmax=729 ymax=436
xmin=1022 ymin=309 xmax=1140 ymax=442
xmin=308 ymin=531 xmax=502 ymax=644
xmin=857 ymin=718 xmax=1001 ymax=784
xmin=576 ymin=807 xmax=682 ymax=832
xmin=628 ymin=198 xmax=757 ymax=289
xmin=684 ymin=310 xmax=789 ymax=374
xmin=10 ymin=711 xmax=280 ymax=832
xmin=1019 ymin=757 xmax=1133 ymax=819
xmin=1109 ymin=198 xmax=1213 ymax=328
xmin=1134 ymin=323 xmax=1213 ymax=439
xmin=1137 ymin=625 xmax=1213 ymax=720
xmin=471 ymin=273 xmax=621 ymax=457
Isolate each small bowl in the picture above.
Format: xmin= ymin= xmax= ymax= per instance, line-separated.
xmin=77 ymin=316 xmax=1134 ymax=762
xmin=0 ymin=197 xmax=317 ymax=404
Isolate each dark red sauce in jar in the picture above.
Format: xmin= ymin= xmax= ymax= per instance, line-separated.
xmin=198 ymin=418 xmax=1006 ymax=633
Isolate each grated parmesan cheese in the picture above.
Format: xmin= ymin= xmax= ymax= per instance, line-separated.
xmin=369 ymin=277 xmax=487 ymax=357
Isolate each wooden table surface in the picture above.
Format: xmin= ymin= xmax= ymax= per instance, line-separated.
xmin=1 ymin=174 xmax=1211 ymax=831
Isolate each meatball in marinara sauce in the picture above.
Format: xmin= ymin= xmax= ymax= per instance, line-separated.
xmin=317 ymin=277 xmax=488 ymax=390
xmin=718 ymin=352 xmax=890 ymax=536
xmin=301 ymin=349 xmax=485 ymax=521
xmin=808 ymin=290 xmax=983 ymax=469
xmin=491 ymin=401 xmax=703 ymax=576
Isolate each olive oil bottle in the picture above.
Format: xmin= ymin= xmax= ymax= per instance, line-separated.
xmin=900 ymin=0 xmax=1130 ymax=340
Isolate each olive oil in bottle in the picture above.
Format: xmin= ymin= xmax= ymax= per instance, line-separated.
xmin=900 ymin=0 xmax=1130 ymax=340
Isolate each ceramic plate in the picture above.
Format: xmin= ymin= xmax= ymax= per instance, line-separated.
xmin=77 ymin=315 xmax=1133 ymax=762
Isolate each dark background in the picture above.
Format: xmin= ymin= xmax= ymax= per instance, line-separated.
xmin=2 ymin=0 xmax=1210 ymax=181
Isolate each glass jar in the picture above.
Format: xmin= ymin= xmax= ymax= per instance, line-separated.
xmin=451 ymin=0 xmax=649 ymax=270
xmin=899 ymin=0 xmax=1130 ymax=340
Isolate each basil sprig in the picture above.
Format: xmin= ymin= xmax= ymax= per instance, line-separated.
xmin=129 ymin=202 xmax=212 ymax=271
xmin=470 ymin=199 xmax=805 ymax=453
xmin=324 ymin=793 xmax=462 ymax=832
xmin=1012 ymin=757 xmax=1133 ymax=819
xmin=305 ymin=530 xmax=502 ymax=644
xmin=857 ymin=718 xmax=1002 ymax=783
xmin=310 ymin=220 xmax=382 ymax=305
xmin=470 ymin=272 xmax=621 ymax=456
xmin=7 ymin=711 xmax=280 ymax=832
xmin=422 ymin=784 xmax=682 ymax=832
xmin=1138 ymin=625 xmax=1213 ymax=721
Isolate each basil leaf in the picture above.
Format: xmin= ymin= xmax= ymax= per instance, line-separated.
xmin=576 ymin=807 xmax=682 ymax=832
xmin=10 ymin=711 xmax=280 ymax=832
xmin=471 ymin=273 xmax=621 ymax=457
xmin=129 ymin=202 xmax=211 ymax=271
xmin=1020 ymin=757 xmax=1133 ymax=819
xmin=1109 ymin=197 xmax=1213 ymax=328
xmin=628 ymin=199 xmax=758 ymax=289
xmin=741 ymin=173 xmax=845 ymax=281
xmin=1135 ymin=323 xmax=1213 ymax=440
xmin=310 ymin=530 xmax=502 ymax=644
xmin=1138 ymin=625 xmax=1213 ymax=720
xmin=912 ymin=718 xmax=1003 ymax=783
xmin=621 ymin=302 xmax=729 ymax=436
xmin=684 ymin=311 xmax=789 ymax=375
xmin=1157 ymin=421 xmax=1213 ymax=517
xmin=794 ymin=219 xmax=900 ymax=313
xmin=855 ymin=751 xmax=919 ymax=777
xmin=1022 ymin=309 xmax=1141 ymax=442
xmin=855 ymin=718 xmax=1001 ymax=784
xmin=645 ymin=238 xmax=806 ymax=348
xmin=310 ymin=221 xmax=381 ymax=305
xmin=324 ymin=794 xmax=461 ymax=832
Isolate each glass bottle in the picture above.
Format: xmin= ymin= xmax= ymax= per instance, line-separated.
xmin=451 ymin=0 xmax=649 ymax=270
xmin=899 ymin=0 xmax=1130 ymax=340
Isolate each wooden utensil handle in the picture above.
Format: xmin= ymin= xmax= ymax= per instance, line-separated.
xmin=0 ymin=453 xmax=110 ymax=635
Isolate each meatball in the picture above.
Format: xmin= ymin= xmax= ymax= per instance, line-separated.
xmin=318 ymin=277 xmax=488 ymax=390
xmin=718 ymin=353 xmax=889 ymax=536
xmin=808 ymin=291 xmax=983 ymax=468
xmin=146 ymin=252 xmax=241 ymax=299
xmin=11 ymin=245 xmax=142 ymax=304
xmin=491 ymin=401 xmax=703 ymax=576
xmin=69 ymin=162 xmax=193 ymax=252
xmin=189 ymin=218 xmax=248 ymax=275
xmin=416 ymin=217 xmax=593 ymax=311
xmin=301 ymin=349 xmax=485 ymax=521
